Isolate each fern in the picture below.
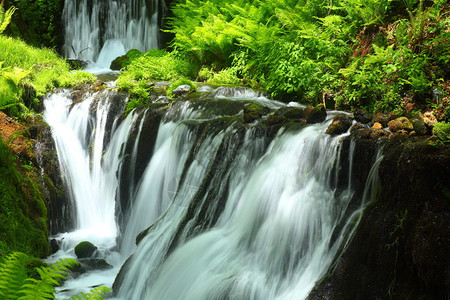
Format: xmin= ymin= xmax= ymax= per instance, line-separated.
xmin=0 ymin=252 xmax=24 ymax=300
xmin=69 ymin=286 xmax=111 ymax=300
xmin=0 ymin=4 xmax=16 ymax=34
xmin=18 ymin=258 xmax=78 ymax=300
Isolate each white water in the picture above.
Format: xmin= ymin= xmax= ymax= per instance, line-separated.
xmin=62 ymin=0 xmax=160 ymax=70
xmin=44 ymin=87 xmax=380 ymax=298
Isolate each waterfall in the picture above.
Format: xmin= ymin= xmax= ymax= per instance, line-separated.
xmin=62 ymin=0 xmax=161 ymax=69
xmin=43 ymin=87 xmax=381 ymax=298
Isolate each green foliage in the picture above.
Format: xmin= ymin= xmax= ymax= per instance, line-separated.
xmin=0 ymin=35 xmax=94 ymax=118
xmin=3 ymin=0 xmax=64 ymax=48
xmin=0 ymin=4 xmax=16 ymax=34
xmin=69 ymin=286 xmax=111 ymax=300
xmin=167 ymin=78 xmax=197 ymax=98
xmin=167 ymin=0 xmax=449 ymax=111
xmin=117 ymin=49 xmax=193 ymax=100
xmin=0 ymin=137 xmax=49 ymax=258
xmin=19 ymin=258 xmax=78 ymax=299
xmin=110 ymin=49 xmax=143 ymax=70
xmin=0 ymin=252 xmax=110 ymax=300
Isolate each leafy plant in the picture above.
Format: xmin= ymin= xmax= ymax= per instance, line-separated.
xmin=0 ymin=3 xmax=15 ymax=34
xmin=0 ymin=252 xmax=111 ymax=300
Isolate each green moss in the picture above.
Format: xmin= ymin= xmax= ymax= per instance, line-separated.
xmin=0 ymin=138 xmax=49 ymax=258
xmin=432 ymin=122 xmax=450 ymax=143
xmin=0 ymin=35 xmax=94 ymax=118
xmin=110 ymin=49 xmax=143 ymax=70
xmin=117 ymin=49 xmax=194 ymax=101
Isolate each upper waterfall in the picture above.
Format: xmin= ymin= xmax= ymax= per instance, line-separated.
xmin=62 ymin=0 xmax=161 ymax=69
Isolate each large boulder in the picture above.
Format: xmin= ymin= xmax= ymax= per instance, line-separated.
xmin=326 ymin=113 xmax=353 ymax=135
xmin=305 ymin=104 xmax=327 ymax=124
xmin=74 ymin=241 xmax=97 ymax=258
xmin=274 ymin=107 xmax=306 ymax=120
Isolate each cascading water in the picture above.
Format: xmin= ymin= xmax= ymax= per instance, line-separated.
xmin=62 ymin=0 xmax=161 ymax=70
xmin=44 ymin=86 xmax=381 ymax=298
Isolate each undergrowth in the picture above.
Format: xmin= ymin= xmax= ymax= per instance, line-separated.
xmin=0 ymin=252 xmax=111 ymax=299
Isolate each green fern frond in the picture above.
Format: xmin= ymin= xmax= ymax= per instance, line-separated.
xmin=0 ymin=4 xmax=16 ymax=34
xmin=69 ymin=286 xmax=111 ymax=300
xmin=0 ymin=252 xmax=24 ymax=300
xmin=18 ymin=258 xmax=78 ymax=300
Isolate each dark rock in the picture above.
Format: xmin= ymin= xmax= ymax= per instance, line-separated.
xmin=74 ymin=241 xmax=97 ymax=258
xmin=50 ymin=239 xmax=60 ymax=254
xmin=309 ymin=138 xmax=450 ymax=300
xmin=305 ymin=104 xmax=327 ymax=124
xmin=411 ymin=114 xmax=428 ymax=135
xmin=323 ymin=92 xmax=335 ymax=110
xmin=265 ymin=114 xmax=287 ymax=126
xmin=243 ymin=103 xmax=270 ymax=123
xmin=353 ymin=109 xmax=373 ymax=124
xmin=326 ymin=113 xmax=353 ymax=135
xmin=373 ymin=112 xmax=396 ymax=127
xmin=274 ymin=107 xmax=306 ymax=119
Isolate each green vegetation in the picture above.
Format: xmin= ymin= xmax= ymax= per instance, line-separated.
xmin=158 ymin=0 xmax=449 ymax=114
xmin=0 ymin=252 xmax=111 ymax=299
xmin=3 ymin=0 xmax=64 ymax=48
xmin=117 ymin=49 xmax=196 ymax=112
xmin=0 ymin=137 xmax=50 ymax=259
xmin=0 ymin=34 xmax=95 ymax=119
xmin=110 ymin=49 xmax=144 ymax=71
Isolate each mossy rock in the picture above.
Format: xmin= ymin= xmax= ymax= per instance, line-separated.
xmin=74 ymin=241 xmax=97 ymax=258
xmin=326 ymin=113 xmax=353 ymax=135
xmin=432 ymin=122 xmax=450 ymax=143
xmin=243 ymin=103 xmax=269 ymax=123
xmin=110 ymin=49 xmax=143 ymax=70
xmin=305 ymin=104 xmax=326 ymax=124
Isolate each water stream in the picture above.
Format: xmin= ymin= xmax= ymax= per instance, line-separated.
xmin=62 ymin=0 xmax=161 ymax=70
xmin=43 ymin=86 xmax=381 ymax=299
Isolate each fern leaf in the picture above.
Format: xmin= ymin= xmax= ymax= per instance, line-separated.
xmin=0 ymin=252 xmax=24 ymax=299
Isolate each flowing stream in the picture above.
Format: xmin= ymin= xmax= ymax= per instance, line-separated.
xmin=62 ymin=0 xmax=161 ymax=70
xmin=43 ymin=86 xmax=381 ymax=299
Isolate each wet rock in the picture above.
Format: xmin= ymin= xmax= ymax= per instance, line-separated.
xmin=305 ymin=104 xmax=326 ymax=124
xmin=309 ymin=138 xmax=450 ymax=299
xmin=71 ymin=258 xmax=113 ymax=276
xmin=326 ymin=113 xmax=353 ymax=135
xmin=353 ymin=109 xmax=372 ymax=124
xmin=172 ymin=84 xmax=192 ymax=96
xmin=50 ymin=239 xmax=60 ymax=254
xmin=265 ymin=114 xmax=287 ymax=126
xmin=274 ymin=107 xmax=306 ymax=120
xmin=74 ymin=241 xmax=97 ymax=258
xmin=373 ymin=112 xmax=396 ymax=127
xmin=243 ymin=103 xmax=270 ymax=123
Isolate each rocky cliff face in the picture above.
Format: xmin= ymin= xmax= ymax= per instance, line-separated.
xmin=309 ymin=136 xmax=450 ymax=299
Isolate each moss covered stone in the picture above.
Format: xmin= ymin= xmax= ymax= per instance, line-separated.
xmin=74 ymin=241 xmax=97 ymax=259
